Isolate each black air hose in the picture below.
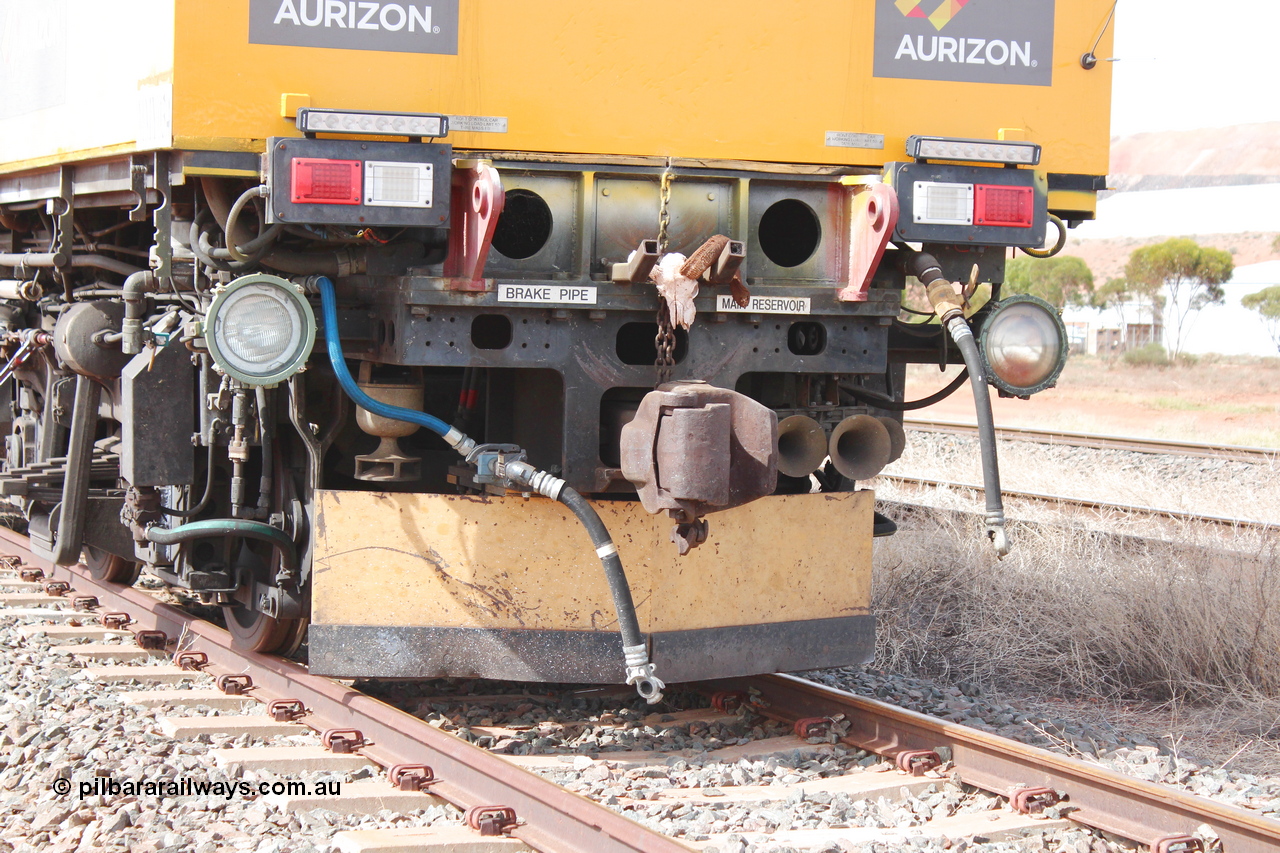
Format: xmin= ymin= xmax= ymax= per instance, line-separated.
xmin=903 ymin=251 xmax=1010 ymax=556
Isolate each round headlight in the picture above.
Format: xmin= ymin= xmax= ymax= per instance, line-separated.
xmin=977 ymin=293 xmax=1067 ymax=397
xmin=207 ymin=274 xmax=316 ymax=386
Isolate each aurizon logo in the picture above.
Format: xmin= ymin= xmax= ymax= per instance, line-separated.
xmin=891 ymin=0 xmax=1037 ymax=68
xmin=895 ymin=0 xmax=971 ymax=32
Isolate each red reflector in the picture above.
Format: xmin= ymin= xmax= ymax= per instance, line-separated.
xmin=974 ymin=184 xmax=1033 ymax=228
xmin=291 ymin=158 xmax=362 ymax=205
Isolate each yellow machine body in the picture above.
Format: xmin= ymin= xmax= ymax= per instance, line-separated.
xmin=1 ymin=0 xmax=1113 ymax=180
xmin=310 ymin=490 xmax=873 ymax=681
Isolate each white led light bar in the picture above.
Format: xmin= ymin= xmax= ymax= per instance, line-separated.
xmin=913 ymin=181 xmax=973 ymax=225
xmin=907 ymin=135 xmax=1041 ymax=166
xmin=297 ymin=108 xmax=447 ymax=139
xmin=364 ymin=161 xmax=434 ymax=208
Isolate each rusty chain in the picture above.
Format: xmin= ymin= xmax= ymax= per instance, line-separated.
xmin=654 ymin=158 xmax=676 ymax=386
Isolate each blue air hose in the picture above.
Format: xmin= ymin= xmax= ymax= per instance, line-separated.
xmin=316 ymin=276 xmax=472 ymax=453
xmin=314 ymin=274 xmax=664 ymax=702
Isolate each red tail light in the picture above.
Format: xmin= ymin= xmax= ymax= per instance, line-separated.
xmin=973 ymin=184 xmax=1033 ymax=227
xmin=291 ymin=158 xmax=362 ymax=205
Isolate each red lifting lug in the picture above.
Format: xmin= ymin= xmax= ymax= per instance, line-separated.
xmin=1009 ymin=786 xmax=1062 ymax=814
xmin=216 ymin=674 xmax=253 ymax=695
xmin=267 ymin=699 xmax=306 ymax=722
xmin=1152 ymin=835 xmax=1204 ymax=853
xmin=72 ymin=596 xmax=98 ymax=611
xmin=322 ymin=729 xmax=365 ymax=754
xmin=43 ymin=580 xmax=70 ymax=597
xmin=465 ymin=805 xmax=518 ymax=836
xmin=174 ymin=651 xmax=208 ymax=671
xmin=133 ymin=630 xmax=168 ymax=650
xmin=710 ymin=691 xmax=749 ymax=713
xmin=19 ymin=567 xmax=44 ymax=582
xmin=794 ymin=717 xmax=833 ymax=739
xmin=101 ymin=612 xmax=131 ymax=629
xmin=388 ymin=764 xmax=435 ymax=792
xmin=895 ymin=749 xmax=943 ymax=776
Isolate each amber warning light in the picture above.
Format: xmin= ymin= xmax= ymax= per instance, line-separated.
xmin=290 ymin=158 xmax=362 ymax=205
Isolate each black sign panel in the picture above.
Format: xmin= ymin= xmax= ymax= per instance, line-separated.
xmin=874 ymin=0 xmax=1055 ymax=87
xmin=249 ymin=0 xmax=459 ymax=55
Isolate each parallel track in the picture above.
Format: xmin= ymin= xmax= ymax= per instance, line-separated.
xmin=5 ymin=526 xmax=1280 ymax=852
xmin=904 ymin=418 xmax=1279 ymax=464
xmin=877 ymin=473 xmax=1276 ymax=532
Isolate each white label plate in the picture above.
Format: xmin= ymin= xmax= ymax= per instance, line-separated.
xmin=498 ymin=284 xmax=597 ymax=305
xmin=716 ymin=295 xmax=811 ymax=315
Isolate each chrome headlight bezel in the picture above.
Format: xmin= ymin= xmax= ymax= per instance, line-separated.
xmin=206 ymin=274 xmax=316 ymax=386
xmin=976 ymin=293 xmax=1068 ymax=397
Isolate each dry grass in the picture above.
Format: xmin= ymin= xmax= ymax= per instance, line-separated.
xmin=872 ymin=507 xmax=1280 ymax=709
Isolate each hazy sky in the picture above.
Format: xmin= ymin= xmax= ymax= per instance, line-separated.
xmin=1110 ymin=0 xmax=1280 ymax=135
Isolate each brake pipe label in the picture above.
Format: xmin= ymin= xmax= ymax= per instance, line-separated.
xmin=497 ymin=284 xmax=597 ymax=305
xmin=716 ymin=295 xmax=811 ymax=315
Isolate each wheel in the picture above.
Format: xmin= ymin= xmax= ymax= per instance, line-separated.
xmin=220 ymin=447 xmax=307 ymax=656
xmin=83 ymin=545 xmax=141 ymax=585
xmin=223 ymin=592 xmax=307 ymax=655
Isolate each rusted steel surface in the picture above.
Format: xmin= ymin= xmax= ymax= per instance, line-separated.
xmin=904 ymin=418 xmax=1279 ymax=464
xmin=699 ymin=674 xmax=1280 ymax=853
xmin=0 ymin=528 xmax=690 ymax=853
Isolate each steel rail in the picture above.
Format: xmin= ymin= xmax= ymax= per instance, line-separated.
xmin=702 ymin=674 xmax=1280 ymax=853
xmin=0 ymin=528 xmax=690 ymax=853
xmin=878 ymin=473 xmax=1276 ymax=532
xmin=904 ymin=418 xmax=1279 ymax=464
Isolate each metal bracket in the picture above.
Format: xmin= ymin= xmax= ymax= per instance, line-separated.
xmin=216 ymin=674 xmax=253 ymax=695
xmin=442 ymin=161 xmax=505 ymax=287
xmin=895 ymin=749 xmax=943 ymax=775
xmin=1009 ymin=785 xmax=1062 ymax=814
xmin=709 ymin=691 xmax=749 ymax=713
xmin=129 ymin=156 xmax=149 ymax=223
xmin=174 ymin=651 xmax=208 ymax=671
xmin=837 ymin=183 xmax=898 ymax=303
xmin=465 ymin=805 xmax=518 ymax=836
xmin=322 ymin=728 xmax=365 ymax=754
xmin=267 ymin=698 xmax=307 ymax=721
xmin=150 ymin=152 xmax=172 ymax=284
xmin=42 ymin=580 xmax=70 ymax=597
xmin=101 ymin=612 xmax=131 ymax=629
xmin=1152 ymin=835 xmax=1204 ymax=853
xmin=19 ymin=567 xmax=43 ymax=582
xmin=133 ymin=629 xmax=168 ymax=650
xmin=388 ymin=764 xmax=436 ymax=792
xmin=72 ymin=596 xmax=98 ymax=611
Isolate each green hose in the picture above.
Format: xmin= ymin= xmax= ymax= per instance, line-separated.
xmin=146 ymin=519 xmax=297 ymax=574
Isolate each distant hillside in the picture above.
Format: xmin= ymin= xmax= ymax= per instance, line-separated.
xmin=1061 ymin=231 xmax=1280 ymax=283
xmin=1107 ymin=122 xmax=1280 ymax=192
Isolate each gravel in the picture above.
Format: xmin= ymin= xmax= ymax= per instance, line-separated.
xmin=0 ymin=615 xmax=462 ymax=853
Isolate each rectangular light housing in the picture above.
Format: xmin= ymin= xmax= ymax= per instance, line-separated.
xmin=290 ymin=158 xmax=361 ymax=205
xmin=297 ymin=108 xmax=447 ymax=139
xmin=908 ymin=135 xmax=1041 ymax=166
xmin=974 ymin=184 xmax=1034 ymax=227
xmin=913 ymin=181 xmax=973 ymax=225
xmin=364 ymin=161 xmax=434 ymax=208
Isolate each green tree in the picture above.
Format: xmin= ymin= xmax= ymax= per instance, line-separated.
xmin=1242 ymin=285 xmax=1280 ymax=353
xmin=1004 ymin=255 xmax=1094 ymax=308
xmin=1123 ymin=238 xmax=1233 ymax=358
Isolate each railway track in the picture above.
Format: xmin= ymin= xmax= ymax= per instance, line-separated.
xmin=3 ymin=527 xmax=1280 ymax=852
xmin=877 ymin=474 xmax=1277 ymax=532
xmin=903 ymin=419 xmax=1280 ymax=464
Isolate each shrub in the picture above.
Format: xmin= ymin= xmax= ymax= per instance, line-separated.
xmin=1123 ymin=343 xmax=1169 ymax=367
xmin=873 ymin=507 xmax=1280 ymax=703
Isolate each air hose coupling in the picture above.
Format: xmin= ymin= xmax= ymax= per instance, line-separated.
xmin=986 ymin=509 xmax=1010 ymax=557
xmin=624 ymin=642 xmax=666 ymax=704
xmin=502 ymin=459 xmax=565 ymax=500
